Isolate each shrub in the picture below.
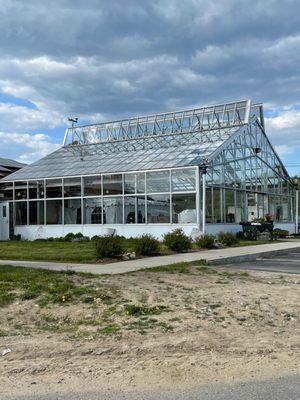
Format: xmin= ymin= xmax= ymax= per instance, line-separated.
xmin=64 ymin=232 xmax=75 ymax=242
xmin=218 ymin=231 xmax=238 ymax=246
xmin=236 ymin=231 xmax=245 ymax=240
xmin=163 ymin=229 xmax=192 ymax=253
xmin=91 ymin=235 xmax=101 ymax=241
xmin=133 ymin=234 xmax=160 ymax=256
xmin=195 ymin=234 xmax=215 ymax=249
xmin=96 ymin=235 xmax=123 ymax=258
xmin=12 ymin=234 xmax=21 ymax=241
xmin=73 ymin=232 xmax=84 ymax=239
xmin=73 ymin=236 xmax=90 ymax=242
xmin=273 ymin=228 xmax=289 ymax=238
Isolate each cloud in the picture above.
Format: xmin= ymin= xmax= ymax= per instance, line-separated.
xmin=265 ymin=107 xmax=300 ymax=163
xmin=0 ymin=102 xmax=64 ymax=132
xmin=0 ymin=0 xmax=299 ymax=167
xmin=0 ymin=131 xmax=60 ymax=164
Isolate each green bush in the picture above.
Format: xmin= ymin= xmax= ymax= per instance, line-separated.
xmin=133 ymin=234 xmax=160 ymax=256
xmin=12 ymin=234 xmax=21 ymax=241
xmin=236 ymin=231 xmax=245 ymax=240
xmin=218 ymin=231 xmax=238 ymax=246
xmin=195 ymin=234 xmax=215 ymax=249
xmin=273 ymin=228 xmax=289 ymax=238
xmin=96 ymin=235 xmax=123 ymax=258
xmin=64 ymin=233 xmax=75 ymax=242
xmin=91 ymin=235 xmax=101 ymax=241
xmin=73 ymin=232 xmax=84 ymax=239
xmin=163 ymin=229 xmax=192 ymax=253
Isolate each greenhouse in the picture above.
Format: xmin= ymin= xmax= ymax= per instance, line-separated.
xmin=0 ymin=99 xmax=297 ymax=241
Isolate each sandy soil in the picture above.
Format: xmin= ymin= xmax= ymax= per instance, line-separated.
xmin=0 ymin=267 xmax=299 ymax=397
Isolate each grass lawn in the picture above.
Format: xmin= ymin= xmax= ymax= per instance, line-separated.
xmin=0 ymin=241 xmax=97 ymax=263
xmin=0 ymin=238 xmax=277 ymax=264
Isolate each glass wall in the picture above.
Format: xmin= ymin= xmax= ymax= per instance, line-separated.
xmin=205 ymin=120 xmax=295 ymax=223
xmin=84 ymin=198 xmax=102 ymax=224
xmin=103 ymin=197 xmax=123 ymax=224
xmin=64 ymin=177 xmax=81 ymax=197
xmin=46 ymin=179 xmax=62 ymax=198
xmin=83 ymin=176 xmax=101 ymax=196
xmin=5 ymin=150 xmax=295 ymax=227
xmin=64 ymin=199 xmax=81 ymax=224
xmin=147 ymin=194 xmax=170 ymax=223
xmin=8 ymin=167 xmax=197 ymax=226
xmin=124 ymin=196 xmax=146 ymax=223
xmin=46 ymin=200 xmax=62 ymax=224
xmin=172 ymin=193 xmax=196 ymax=223
xmin=29 ymin=201 xmax=44 ymax=225
xmin=103 ymin=174 xmax=122 ymax=195
xmin=15 ymin=202 xmax=27 ymax=225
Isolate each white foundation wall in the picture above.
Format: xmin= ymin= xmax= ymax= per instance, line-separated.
xmin=14 ymin=222 xmax=296 ymax=241
xmin=206 ymin=223 xmax=296 ymax=235
xmin=14 ymin=224 xmax=199 ymax=241
xmin=273 ymin=223 xmax=296 ymax=233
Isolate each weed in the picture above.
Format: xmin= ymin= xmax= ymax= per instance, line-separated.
xmin=97 ymin=324 xmax=121 ymax=335
xmin=124 ymin=304 xmax=167 ymax=316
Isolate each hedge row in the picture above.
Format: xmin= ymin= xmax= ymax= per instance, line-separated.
xmin=95 ymin=229 xmax=239 ymax=258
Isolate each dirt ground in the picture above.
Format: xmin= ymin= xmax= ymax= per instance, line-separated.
xmin=0 ymin=265 xmax=299 ymax=397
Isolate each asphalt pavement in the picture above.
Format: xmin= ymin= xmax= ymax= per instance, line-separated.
xmin=5 ymin=373 xmax=300 ymax=400
xmin=222 ymin=249 xmax=300 ymax=274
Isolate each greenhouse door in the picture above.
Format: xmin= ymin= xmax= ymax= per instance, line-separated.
xmin=0 ymin=202 xmax=9 ymax=241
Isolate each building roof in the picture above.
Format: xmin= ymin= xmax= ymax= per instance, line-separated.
xmin=0 ymin=157 xmax=26 ymax=179
xmin=1 ymin=100 xmax=266 ymax=181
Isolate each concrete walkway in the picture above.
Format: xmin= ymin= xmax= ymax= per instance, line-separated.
xmin=0 ymin=240 xmax=300 ymax=275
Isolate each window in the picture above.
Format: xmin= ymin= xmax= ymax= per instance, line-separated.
xmin=236 ymin=191 xmax=245 ymax=223
xmin=46 ymin=200 xmax=62 ymax=224
xmin=281 ymin=196 xmax=291 ymax=222
xmin=15 ymin=202 xmax=27 ymax=225
xmin=213 ymin=188 xmax=222 ymax=223
xmin=84 ymin=198 xmax=103 ymax=224
xmin=29 ymin=180 xmax=44 ymax=199
xmin=146 ymin=171 xmax=170 ymax=193
xmin=1 ymin=183 xmax=13 ymax=200
xmin=46 ymin=179 xmax=62 ymax=198
xmin=103 ymin=174 xmax=123 ymax=195
xmin=3 ymin=206 xmax=6 ymax=218
xmin=147 ymin=194 xmax=170 ymax=223
xmin=225 ymin=190 xmax=235 ymax=223
xmin=205 ymin=188 xmax=213 ymax=223
xmin=64 ymin=199 xmax=81 ymax=224
xmin=29 ymin=201 xmax=44 ymax=225
xmin=15 ymin=181 xmax=28 ymax=200
xmin=83 ymin=176 xmax=102 ymax=196
xmin=124 ymin=173 xmax=145 ymax=194
xmin=124 ymin=196 xmax=146 ymax=223
xmin=103 ymin=197 xmax=123 ymax=224
xmin=172 ymin=193 xmax=196 ymax=223
xmin=171 ymin=168 xmax=196 ymax=192
xmin=64 ymin=177 xmax=81 ymax=197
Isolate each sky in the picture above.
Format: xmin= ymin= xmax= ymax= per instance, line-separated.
xmin=0 ymin=0 xmax=300 ymax=175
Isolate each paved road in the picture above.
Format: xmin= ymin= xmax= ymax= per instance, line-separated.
xmin=5 ymin=374 xmax=300 ymax=400
xmin=223 ymin=249 xmax=300 ymax=274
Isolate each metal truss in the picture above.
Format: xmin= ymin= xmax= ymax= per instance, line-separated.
xmin=208 ymin=117 xmax=293 ymax=192
xmin=63 ymin=100 xmax=251 ymax=155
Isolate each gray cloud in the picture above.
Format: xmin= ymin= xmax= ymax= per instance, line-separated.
xmin=0 ymin=0 xmax=300 ymax=164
